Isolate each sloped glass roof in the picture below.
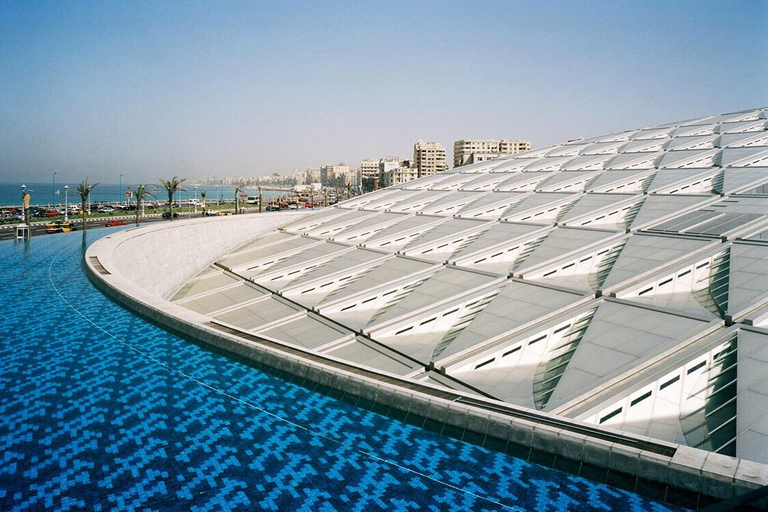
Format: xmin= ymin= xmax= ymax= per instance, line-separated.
xmin=177 ymin=106 xmax=768 ymax=463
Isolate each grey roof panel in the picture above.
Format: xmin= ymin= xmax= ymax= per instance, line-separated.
xmin=721 ymin=147 xmax=768 ymax=168
xmin=647 ymin=169 xmax=718 ymax=194
xmin=307 ymin=211 xmax=382 ymax=237
xmin=318 ymin=256 xmax=438 ymax=307
xmin=257 ymin=315 xmax=352 ymax=350
xmin=450 ymin=222 xmax=546 ymax=261
xmin=172 ymin=271 xmax=240 ymax=301
xmin=324 ymin=338 xmax=420 ymax=376
xmin=514 ymin=228 xmax=617 ymax=273
xmin=418 ymin=191 xmax=485 ymax=215
xmin=586 ymin=169 xmax=654 ymax=193
xmin=459 ymin=173 xmax=515 ymax=191
xmin=331 ymin=212 xmax=408 ymax=242
xmin=281 ymin=207 xmax=352 ymax=232
xmin=601 ymin=234 xmax=714 ymax=290
xmin=402 ymin=218 xmax=489 ymax=253
xmin=559 ymin=193 xmax=636 ymax=226
xmin=179 ymin=283 xmax=266 ymax=315
xmin=362 ymin=215 xmax=445 ymax=248
xmin=494 ymin=172 xmax=552 ymax=191
xmin=545 ymin=301 xmax=709 ymax=410
xmin=736 ymin=330 xmax=768 ymax=463
xmin=722 ymin=168 xmax=768 ymax=194
xmin=271 ymin=248 xmax=387 ymax=292
xmin=456 ymin=191 xmax=528 ymax=218
xmin=536 ymin=171 xmax=600 ymax=192
xmin=339 ymin=189 xmax=401 ymax=209
xmin=629 ymin=195 xmax=713 ymax=229
xmin=217 ymin=237 xmax=318 ymax=269
xmin=246 ymin=242 xmax=350 ymax=280
xmin=729 ymin=243 xmax=768 ymax=315
xmin=502 ymin=192 xmax=577 ymax=221
xmin=367 ymin=266 xmax=500 ymax=328
xmin=438 ymin=281 xmax=584 ymax=361
xmin=214 ymin=296 xmax=301 ymax=331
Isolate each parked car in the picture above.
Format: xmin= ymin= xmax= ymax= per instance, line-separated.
xmin=105 ymin=220 xmax=126 ymax=227
xmin=45 ymin=220 xmax=77 ymax=233
xmin=42 ymin=210 xmax=61 ymax=217
xmin=216 ymin=211 xmax=233 ymax=216
xmin=204 ymin=210 xmax=218 ymax=216
xmin=161 ymin=211 xmax=179 ymax=219
xmin=98 ymin=206 xmax=115 ymax=214
xmin=265 ymin=205 xmax=280 ymax=212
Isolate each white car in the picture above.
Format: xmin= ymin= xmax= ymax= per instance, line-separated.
xmin=98 ymin=206 xmax=115 ymax=214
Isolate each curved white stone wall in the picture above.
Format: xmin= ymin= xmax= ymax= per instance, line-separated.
xmin=92 ymin=212 xmax=309 ymax=299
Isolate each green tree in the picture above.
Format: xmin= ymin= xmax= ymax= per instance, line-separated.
xmin=127 ymin=184 xmax=155 ymax=226
xmin=76 ymin=179 xmax=98 ymax=232
xmin=200 ymin=190 xmax=206 ymax=215
xmin=158 ymin=177 xmax=186 ymax=221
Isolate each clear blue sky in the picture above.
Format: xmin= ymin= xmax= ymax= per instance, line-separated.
xmin=1 ymin=0 xmax=766 ymax=183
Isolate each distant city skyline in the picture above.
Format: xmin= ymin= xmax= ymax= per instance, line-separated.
xmin=1 ymin=0 xmax=766 ymax=183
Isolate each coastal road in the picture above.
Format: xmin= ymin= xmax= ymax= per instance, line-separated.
xmin=0 ymin=206 xmax=316 ymax=242
xmin=0 ymin=213 xmax=214 ymax=241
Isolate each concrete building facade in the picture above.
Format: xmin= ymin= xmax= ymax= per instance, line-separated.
xmin=413 ymin=141 xmax=447 ymax=178
xmin=321 ymin=163 xmax=357 ymax=187
xmin=453 ymin=139 xmax=532 ymax=167
xmin=380 ymin=160 xmax=417 ymax=188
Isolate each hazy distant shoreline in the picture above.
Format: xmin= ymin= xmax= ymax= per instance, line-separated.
xmin=0 ymin=182 xmax=281 ymax=207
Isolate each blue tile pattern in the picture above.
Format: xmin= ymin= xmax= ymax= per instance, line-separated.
xmin=0 ymin=230 xmax=686 ymax=511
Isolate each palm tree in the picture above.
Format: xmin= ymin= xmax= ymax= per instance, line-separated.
xmin=158 ymin=177 xmax=186 ymax=221
xmin=127 ymin=184 xmax=155 ymax=226
xmin=200 ymin=190 xmax=206 ymax=215
xmin=76 ymin=179 xmax=98 ymax=232
xmin=234 ymin=183 xmax=244 ymax=215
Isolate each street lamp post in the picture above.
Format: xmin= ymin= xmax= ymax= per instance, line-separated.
xmin=218 ymin=185 xmax=222 ymax=205
xmin=119 ymin=173 xmax=123 ymax=207
xmin=64 ymin=185 xmax=69 ymax=222
xmin=52 ymin=171 xmax=57 ymax=208
xmin=194 ymin=186 xmax=198 ymax=215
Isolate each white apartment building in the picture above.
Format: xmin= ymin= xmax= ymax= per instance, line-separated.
xmin=292 ymin=168 xmax=306 ymax=184
xmin=359 ymin=159 xmax=380 ymax=183
xmin=359 ymin=157 xmax=402 ymax=191
xmin=453 ymin=139 xmax=532 ymax=167
xmin=305 ymin=167 xmax=321 ymax=183
xmin=381 ymin=161 xmax=418 ymax=188
xmin=321 ymin=163 xmax=355 ymax=187
xmin=413 ymin=141 xmax=447 ymax=178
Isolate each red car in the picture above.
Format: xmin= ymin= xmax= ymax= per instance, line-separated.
xmin=43 ymin=211 xmax=61 ymax=217
xmin=105 ymin=220 xmax=126 ymax=227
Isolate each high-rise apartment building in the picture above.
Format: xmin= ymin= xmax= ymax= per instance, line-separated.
xmin=413 ymin=141 xmax=447 ymax=178
xmin=453 ymin=139 xmax=531 ymax=167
